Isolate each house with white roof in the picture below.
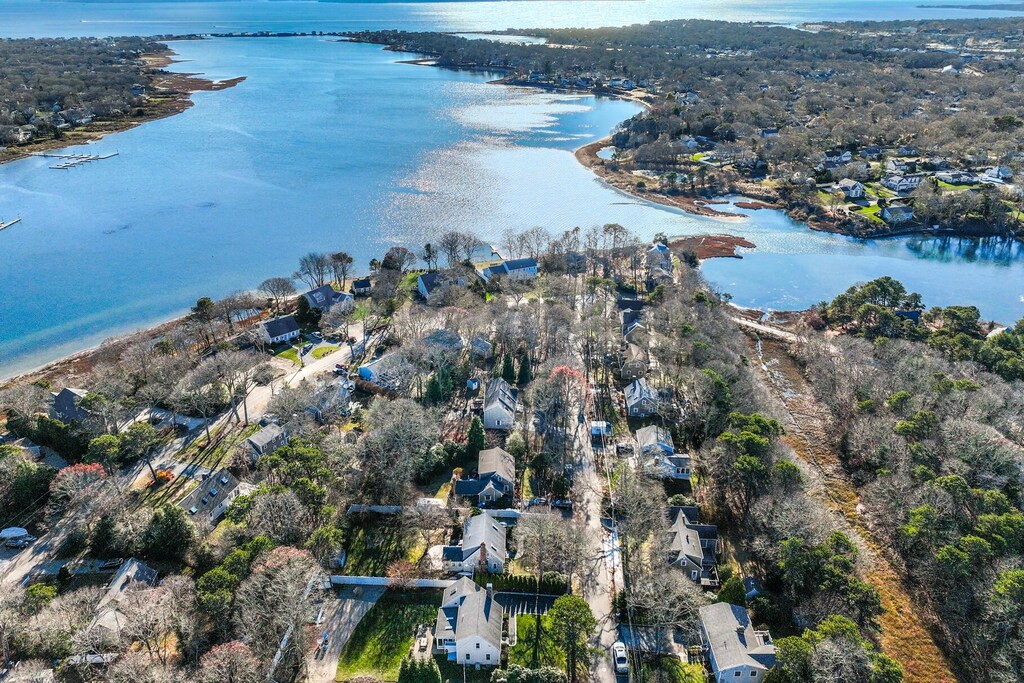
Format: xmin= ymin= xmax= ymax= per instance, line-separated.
xmin=699 ymin=603 xmax=775 ymax=682
xmin=433 ymin=577 xmax=503 ymax=666
xmin=441 ymin=512 xmax=507 ymax=574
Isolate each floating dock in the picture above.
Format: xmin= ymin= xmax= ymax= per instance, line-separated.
xmin=0 ymin=217 xmax=22 ymax=232
xmin=43 ymin=152 xmax=119 ymax=169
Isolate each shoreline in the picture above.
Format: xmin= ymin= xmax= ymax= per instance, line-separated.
xmin=0 ymin=46 xmax=244 ymax=167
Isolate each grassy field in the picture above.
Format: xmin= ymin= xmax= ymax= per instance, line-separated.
xmin=275 ymin=345 xmax=300 ymax=365
xmin=342 ymin=518 xmax=418 ymax=576
xmin=335 ymin=589 xmax=441 ymax=682
xmin=508 ymin=615 xmax=565 ymax=670
xmin=634 ymin=658 xmax=704 ymax=683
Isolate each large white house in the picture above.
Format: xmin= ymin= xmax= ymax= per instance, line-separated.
xmin=433 ymin=577 xmax=503 ymax=667
xmin=699 ymin=603 xmax=776 ymax=682
xmin=260 ymin=315 xmax=301 ymax=345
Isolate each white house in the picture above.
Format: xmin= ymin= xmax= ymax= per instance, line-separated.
xmin=880 ymin=173 xmax=924 ymax=193
xmin=985 ymin=166 xmax=1013 ymax=181
xmin=654 ymin=453 xmax=693 ymax=480
xmin=699 ymin=603 xmax=775 ymax=682
xmin=260 ymin=316 xmax=301 ymax=345
xmin=834 ymin=178 xmax=865 ymax=199
xmin=441 ymin=512 xmax=507 ymax=574
xmin=482 ymin=378 xmax=517 ymax=430
xmin=822 ymin=149 xmax=852 ymax=164
xmin=480 ymin=258 xmax=539 ymax=282
xmin=434 ymin=577 xmax=503 ymax=666
xmin=880 ymin=205 xmax=915 ymax=225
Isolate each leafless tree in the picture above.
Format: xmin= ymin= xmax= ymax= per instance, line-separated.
xmin=258 ymin=277 xmax=296 ymax=313
xmin=293 ymin=252 xmax=331 ymax=290
xmin=330 ymin=251 xmax=354 ymax=289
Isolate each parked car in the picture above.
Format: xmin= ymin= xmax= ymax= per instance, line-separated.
xmin=611 ymin=641 xmax=628 ymax=674
xmin=418 ymin=636 xmax=428 ymax=652
xmin=527 ymin=497 xmax=547 ymax=507
xmin=4 ymin=539 xmax=30 ymax=550
xmin=302 ymin=343 xmax=314 ymax=355
xmin=551 ymin=499 xmax=573 ymax=510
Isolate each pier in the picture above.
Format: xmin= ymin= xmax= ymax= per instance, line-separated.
xmin=31 ymin=151 xmax=119 ymax=169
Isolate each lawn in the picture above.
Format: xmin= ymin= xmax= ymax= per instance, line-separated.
xmin=343 ymin=518 xmax=418 ymax=577
xmin=313 ymin=344 xmax=340 ymax=360
xmin=275 ymin=345 xmax=300 ymax=365
xmin=634 ymin=657 xmax=704 ymax=683
xmin=335 ymin=589 xmax=441 ymax=682
xmin=508 ymin=615 xmax=565 ymax=670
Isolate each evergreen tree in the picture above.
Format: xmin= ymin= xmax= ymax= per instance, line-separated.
xmin=143 ymin=505 xmax=196 ymax=561
xmin=717 ymin=575 xmax=747 ymax=606
xmin=468 ymin=416 xmax=486 ymax=457
xmin=501 ymin=354 xmax=516 ymax=383
xmin=517 ymin=352 xmax=532 ymax=385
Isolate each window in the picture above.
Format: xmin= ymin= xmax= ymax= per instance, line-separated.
xmin=734 ymin=672 xmax=741 ymax=677
xmin=690 ymin=571 xmax=698 ymax=581
xmin=466 ymin=654 xmax=470 ymax=660
xmin=476 ymin=643 xmax=480 ymax=649
xmin=751 ymin=673 xmax=758 ymax=678
xmin=486 ymin=655 xmax=491 ymax=661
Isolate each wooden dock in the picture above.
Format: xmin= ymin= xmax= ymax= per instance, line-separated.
xmin=32 ymin=151 xmax=119 ymax=169
xmin=0 ymin=217 xmax=22 ymax=232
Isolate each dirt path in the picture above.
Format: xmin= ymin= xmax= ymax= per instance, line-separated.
xmin=752 ymin=336 xmax=958 ymax=683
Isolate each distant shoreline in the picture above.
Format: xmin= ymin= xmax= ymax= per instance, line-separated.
xmin=0 ymin=46 xmax=244 ymax=167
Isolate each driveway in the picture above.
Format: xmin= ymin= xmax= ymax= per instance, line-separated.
xmin=306 ymin=584 xmax=385 ymax=683
xmin=573 ymin=422 xmax=618 ymax=683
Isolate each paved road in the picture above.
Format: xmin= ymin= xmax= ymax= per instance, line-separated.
xmin=306 ymin=585 xmax=386 ymax=683
xmin=574 ymin=422 xmax=618 ymax=683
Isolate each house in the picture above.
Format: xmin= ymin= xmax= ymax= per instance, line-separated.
xmin=351 ymin=277 xmax=372 ymax=295
xmin=668 ymin=507 xmax=720 ymax=586
xmin=482 ymin=378 xmax=517 ymax=430
xmin=619 ymin=343 xmax=649 ymax=380
xmin=860 ymin=146 xmax=882 ymax=160
xmin=621 ymin=309 xmax=646 ymax=341
xmin=834 ymin=178 xmax=865 ymax=199
xmin=480 ymin=258 xmax=539 ymax=282
xmin=358 ymin=353 xmax=408 ymax=392
xmin=759 ymin=128 xmax=779 ymax=138
xmin=822 ymin=149 xmax=852 ymax=164
xmin=424 ymin=329 xmax=465 ymax=353
xmin=624 ymin=378 xmax=658 ymax=417
xmin=897 ymin=145 xmax=919 ymax=157
xmin=699 ymin=603 xmax=776 ymax=682
xmin=468 ymin=243 xmax=504 ymax=266
xmin=454 ymin=447 xmax=516 ymax=506
xmin=880 ymin=173 xmax=924 ymax=193
xmin=880 ymin=205 xmax=915 ymax=225
xmin=261 ymin=315 xmax=301 ymax=345
xmin=646 ymin=242 xmax=673 ymax=272
xmin=247 ymin=423 xmax=289 ymax=458
xmin=433 ymin=577 xmax=503 ymax=666
xmin=302 ymin=285 xmax=354 ymax=313
xmin=417 ymin=272 xmax=453 ymax=302
xmin=936 ymin=170 xmax=977 ymax=185
xmin=654 ymin=453 xmax=693 ymax=480
xmin=442 ymin=512 xmax=507 ymax=574
xmin=178 ymin=469 xmax=249 ymax=525
xmin=310 ymin=378 xmax=356 ymax=422
xmin=51 ymin=387 xmax=90 ymax=423
xmin=985 ymin=166 xmax=1013 ymax=180
xmin=89 ymin=559 xmax=158 ymax=637
xmin=636 ymin=425 xmax=674 ymax=456
xmin=886 ymin=158 xmax=917 ymax=174
xmin=471 ymin=337 xmax=493 ymax=359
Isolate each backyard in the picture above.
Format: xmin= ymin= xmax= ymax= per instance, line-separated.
xmin=335 ymin=588 xmax=441 ymax=682
xmin=508 ymin=614 xmax=565 ymax=670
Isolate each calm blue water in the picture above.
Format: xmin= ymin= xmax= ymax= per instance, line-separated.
xmin=2 ymin=0 xmax=1023 ymax=39
xmin=0 ymin=3 xmax=1023 ymax=377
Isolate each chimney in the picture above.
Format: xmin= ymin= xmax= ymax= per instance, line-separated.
xmin=479 ymin=543 xmax=488 ymax=570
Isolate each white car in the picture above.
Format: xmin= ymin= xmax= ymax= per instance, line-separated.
xmin=611 ymin=641 xmax=628 ymax=674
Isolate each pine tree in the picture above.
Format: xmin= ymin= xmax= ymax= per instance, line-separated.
xmin=468 ymin=416 xmax=486 ymax=456
xmin=501 ymin=354 xmax=516 ymax=383
xmin=517 ymin=352 xmax=532 ymax=385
